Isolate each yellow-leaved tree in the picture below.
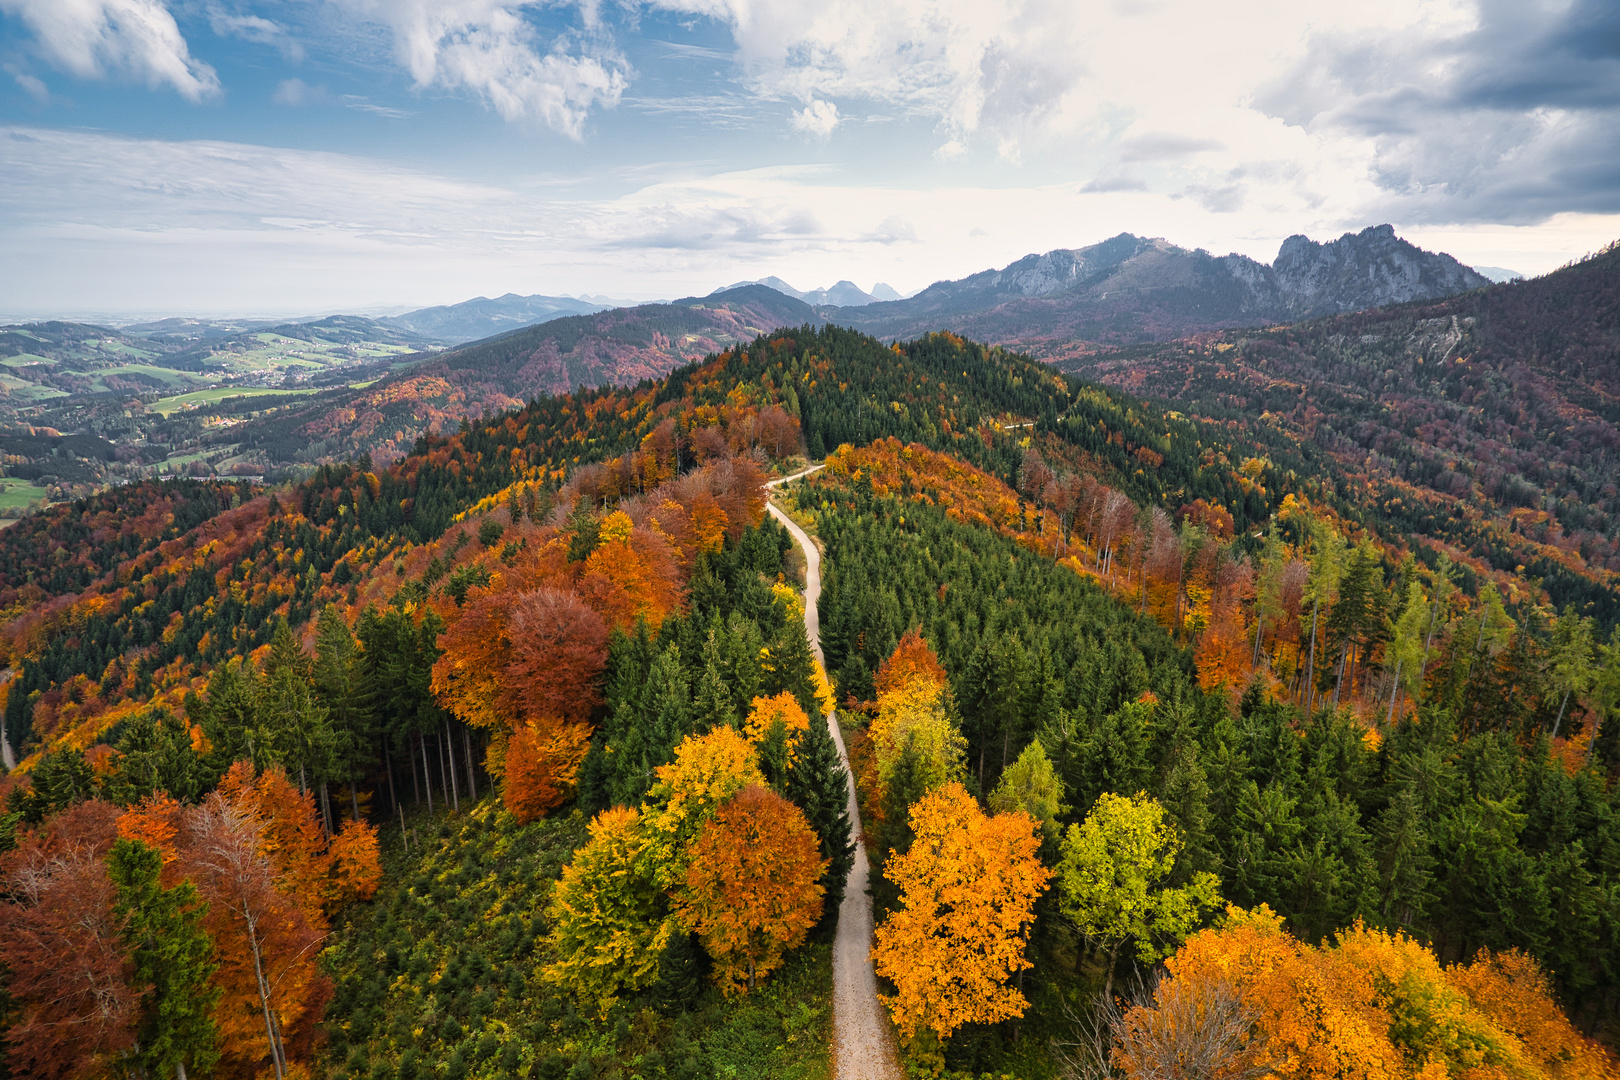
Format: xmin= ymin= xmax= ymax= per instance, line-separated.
xmin=871 ymin=781 xmax=1051 ymax=1072
xmin=641 ymin=727 xmax=765 ymax=889
xmin=865 ymin=631 xmax=965 ymax=813
xmin=1056 ymin=791 xmax=1222 ymax=998
xmin=543 ymin=806 xmax=670 ymax=1015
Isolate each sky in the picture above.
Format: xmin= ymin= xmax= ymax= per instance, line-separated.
xmin=2 ymin=0 xmax=1618 ymax=320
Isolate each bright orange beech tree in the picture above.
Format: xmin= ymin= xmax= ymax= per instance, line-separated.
xmin=675 ymin=784 xmax=826 ymax=995
xmin=871 ymin=781 xmax=1050 ymax=1068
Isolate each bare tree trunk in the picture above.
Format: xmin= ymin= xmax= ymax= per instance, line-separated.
xmin=1554 ymin=689 xmax=1571 ymax=739
xmin=1305 ymin=600 xmax=1320 ymax=713
xmin=420 ymin=734 xmax=433 ymax=815
xmin=443 ymin=723 xmax=459 ymax=812
xmin=463 ymin=723 xmax=478 ymax=801
xmin=1386 ymin=658 xmax=1403 ymax=725
xmin=246 ymin=921 xmax=285 ymax=1080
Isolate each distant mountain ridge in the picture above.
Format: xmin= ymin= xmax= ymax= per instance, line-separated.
xmin=378 ymin=293 xmax=612 ymax=345
xmin=713 ymin=277 xmax=903 ymax=307
xmin=824 ymin=224 xmax=1493 ymax=351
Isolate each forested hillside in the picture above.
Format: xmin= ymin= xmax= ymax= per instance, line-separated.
xmin=1 ymin=321 xmax=1618 ymax=1080
xmin=1054 ymin=241 xmax=1620 ymax=627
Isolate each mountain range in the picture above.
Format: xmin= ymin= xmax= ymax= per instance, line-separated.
xmin=0 ymin=223 xmax=1519 ymax=487
xmin=711 ymin=277 xmax=904 ymax=306
xmin=375 ymin=292 xmax=614 ymax=344
xmin=819 ymin=224 xmax=1493 ymax=354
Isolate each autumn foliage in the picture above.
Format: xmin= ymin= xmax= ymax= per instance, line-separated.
xmin=871 ymin=781 xmax=1051 ymax=1062
xmin=503 ymin=718 xmax=592 ymax=823
xmin=0 ymin=802 xmax=135 ymax=1080
xmin=676 ymin=784 xmax=826 ymax=995
xmin=743 ymin=691 xmax=812 ymax=767
xmin=1139 ymin=905 xmax=1620 ymax=1080
xmin=861 ymin=631 xmax=965 ymax=820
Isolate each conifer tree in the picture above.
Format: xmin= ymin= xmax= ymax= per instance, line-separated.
xmin=314 ymin=604 xmax=369 ymax=822
xmin=784 ymin=715 xmax=855 ymax=924
xmin=109 ymin=837 xmax=221 ymax=1080
xmin=691 ymin=629 xmax=739 ymax=732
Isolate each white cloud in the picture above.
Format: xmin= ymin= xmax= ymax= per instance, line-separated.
xmin=206 ymin=4 xmax=304 ymax=62
xmin=0 ymin=0 xmax=220 ymax=99
xmin=334 ymin=0 xmax=629 ymax=137
xmin=6 ymin=65 xmax=49 ymax=101
xmin=790 ymin=98 xmax=839 ymax=137
xmin=272 ymin=76 xmax=323 ymax=105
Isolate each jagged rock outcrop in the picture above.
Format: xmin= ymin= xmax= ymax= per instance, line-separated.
xmin=827 ymin=225 xmax=1493 ymax=348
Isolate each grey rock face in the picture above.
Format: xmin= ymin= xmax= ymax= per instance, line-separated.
xmin=1271 ymin=224 xmax=1491 ymax=317
xmin=827 ymin=224 xmax=1494 ymax=342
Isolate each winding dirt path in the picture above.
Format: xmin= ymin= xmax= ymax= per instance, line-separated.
xmin=766 ymin=469 xmax=903 ymax=1080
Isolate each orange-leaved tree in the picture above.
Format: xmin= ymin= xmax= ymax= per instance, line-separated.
xmin=874 ymin=627 xmax=949 ymax=700
xmin=1449 ymin=948 xmax=1619 ymax=1079
xmin=675 ymin=784 xmax=826 ymax=995
xmin=1151 ymin=905 xmax=1620 ymax=1080
xmin=871 ymin=781 xmax=1050 ymax=1070
xmin=502 ymin=717 xmax=592 ymax=823
xmin=0 ymin=802 xmax=137 ymax=1080
xmin=178 ymin=784 xmax=331 ymax=1080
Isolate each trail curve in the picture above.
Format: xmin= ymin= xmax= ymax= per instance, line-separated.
xmin=766 ymin=468 xmax=902 ymax=1080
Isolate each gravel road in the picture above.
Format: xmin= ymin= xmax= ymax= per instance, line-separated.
xmin=767 ymin=472 xmax=903 ymax=1080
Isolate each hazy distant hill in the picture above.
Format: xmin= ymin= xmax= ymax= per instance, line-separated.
xmin=379 ymin=293 xmax=612 ymax=345
xmin=231 ymin=285 xmax=821 ymax=463
xmin=827 ymin=224 xmax=1492 ymax=350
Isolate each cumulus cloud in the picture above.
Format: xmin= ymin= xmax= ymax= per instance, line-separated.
xmin=790 ymin=98 xmax=839 ymax=136
xmin=648 ymin=0 xmax=1086 ymax=147
xmin=0 ymin=0 xmax=220 ymax=99
xmin=335 ymin=0 xmax=629 ymax=137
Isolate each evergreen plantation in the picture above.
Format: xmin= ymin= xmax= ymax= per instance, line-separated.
xmin=0 ymin=324 xmax=1618 ymax=1079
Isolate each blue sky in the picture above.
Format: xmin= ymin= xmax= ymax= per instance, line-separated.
xmin=2 ymin=0 xmax=1618 ymax=318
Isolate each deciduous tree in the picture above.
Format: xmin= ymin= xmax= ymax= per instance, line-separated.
xmin=0 ymin=802 xmax=136 ymax=1080
xmin=872 ymin=781 xmax=1050 ymax=1068
xmin=1057 ymin=791 xmax=1222 ymax=997
xmin=675 ymin=784 xmax=826 ymax=994
xmin=502 ymin=718 xmax=591 ymax=823
xmin=544 ymin=806 xmax=671 ymax=1015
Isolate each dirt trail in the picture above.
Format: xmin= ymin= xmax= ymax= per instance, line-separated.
xmin=766 ymin=470 xmax=902 ymax=1080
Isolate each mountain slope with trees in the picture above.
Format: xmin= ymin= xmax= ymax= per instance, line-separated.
xmin=1 ymin=319 xmax=1619 ymax=1079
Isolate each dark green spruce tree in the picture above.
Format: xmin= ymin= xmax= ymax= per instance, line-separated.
xmin=109 ymin=838 xmax=220 ymax=1080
